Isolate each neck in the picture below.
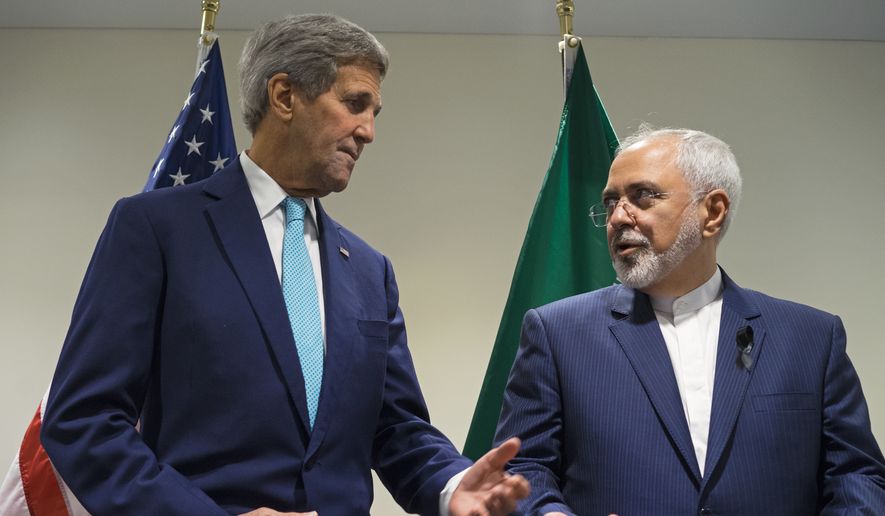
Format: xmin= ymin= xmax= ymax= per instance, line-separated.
xmin=246 ymin=132 xmax=284 ymax=182
xmin=641 ymin=243 xmax=718 ymax=298
xmin=246 ymin=132 xmax=319 ymax=198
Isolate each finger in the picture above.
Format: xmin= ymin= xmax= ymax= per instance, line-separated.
xmin=459 ymin=437 xmax=523 ymax=492
xmin=480 ymin=437 xmax=521 ymax=472
xmin=488 ymin=485 xmax=515 ymax=515
xmin=495 ymin=473 xmax=530 ymax=499
xmin=492 ymin=484 xmax=509 ymax=510
xmin=494 ymin=497 xmax=517 ymax=515
xmin=502 ymin=480 xmax=530 ymax=512
xmin=478 ymin=478 xmax=525 ymax=516
xmin=509 ymin=473 xmax=531 ymax=498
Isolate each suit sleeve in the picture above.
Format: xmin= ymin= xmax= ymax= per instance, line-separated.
xmin=370 ymin=256 xmax=472 ymax=516
xmin=495 ymin=308 xmax=576 ymax=516
xmin=819 ymin=315 xmax=885 ymax=513
xmin=40 ymin=198 xmax=227 ymax=516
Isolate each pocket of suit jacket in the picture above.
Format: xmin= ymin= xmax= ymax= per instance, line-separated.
xmin=752 ymin=393 xmax=816 ymax=412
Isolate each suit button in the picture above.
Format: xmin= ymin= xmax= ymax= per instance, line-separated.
xmin=699 ymin=508 xmax=712 ymax=515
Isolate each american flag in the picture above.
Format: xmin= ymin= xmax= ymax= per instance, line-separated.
xmin=0 ymin=36 xmax=237 ymax=516
xmin=145 ymin=39 xmax=237 ymax=191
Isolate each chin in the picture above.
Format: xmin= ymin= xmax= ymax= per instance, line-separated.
xmin=310 ymin=159 xmax=354 ymax=196
xmin=330 ymin=169 xmax=353 ymax=191
xmin=311 ymin=179 xmax=349 ymax=198
xmin=330 ymin=177 xmax=351 ymax=193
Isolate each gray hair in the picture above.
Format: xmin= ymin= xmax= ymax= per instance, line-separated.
xmin=239 ymin=13 xmax=389 ymax=134
xmin=618 ymin=125 xmax=743 ymax=239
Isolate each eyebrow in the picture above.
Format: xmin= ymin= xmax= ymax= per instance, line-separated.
xmin=601 ymin=180 xmax=661 ymax=199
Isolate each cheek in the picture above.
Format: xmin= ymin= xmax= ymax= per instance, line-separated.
xmin=321 ymin=126 xmax=349 ymax=147
xmin=644 ymin=221 xmax=679 ymax=251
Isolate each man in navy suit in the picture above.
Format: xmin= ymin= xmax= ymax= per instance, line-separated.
xmin=41 ymin=14 xmax=527 ymax=515
xmin=496 ymin=127 xmax=885 ymax=515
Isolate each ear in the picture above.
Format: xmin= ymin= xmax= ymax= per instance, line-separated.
xmin=701 ymin=189 xmax=730 ymax=239
xmin=266 ymin=72 xmax=299 ymax=123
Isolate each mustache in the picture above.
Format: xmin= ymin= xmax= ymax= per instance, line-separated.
xmin=611 ymin=228 xmax=651 ymax=248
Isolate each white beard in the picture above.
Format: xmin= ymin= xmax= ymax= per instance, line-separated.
xmin=610 ymin=214 xmax=702 ymax=290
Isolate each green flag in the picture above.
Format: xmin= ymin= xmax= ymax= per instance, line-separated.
xmin=463 ymin=44 xmax=619 ymax=459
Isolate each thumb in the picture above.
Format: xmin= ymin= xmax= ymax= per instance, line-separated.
xmin=477 ymin=436 xmax=521 ymax=472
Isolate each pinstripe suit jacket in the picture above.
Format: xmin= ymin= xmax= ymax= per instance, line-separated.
xmin=496 ymin=270 xmax=885 ymax=515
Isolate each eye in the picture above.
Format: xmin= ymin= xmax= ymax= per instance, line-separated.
xmin=630 ymin=188 xmax=661 ymax=209
xmin=636 ymin=188 xmax=656 ymax=199
xmin=344 ymin=98 xmax=364 ymax=113
xmin=602 ymin=196 xmax=619 ymax=211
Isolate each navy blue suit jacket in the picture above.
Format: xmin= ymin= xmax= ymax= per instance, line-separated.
xmin=496 ymin=271 xmax=885 ymax=515
xmin=41 ymin=160 xmax=470 ymax=515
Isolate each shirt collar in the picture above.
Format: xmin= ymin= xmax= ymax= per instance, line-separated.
xmin=240 ymin=150 xmax=318 ymax=224
xmin=650 ymin=268 xmax=723 ymax=315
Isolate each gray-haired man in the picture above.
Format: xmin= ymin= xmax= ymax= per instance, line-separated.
xmin=496 ymin=127 xmax=885 ymax=515
xmin=41 ymin=14 xmax=527 ymax=515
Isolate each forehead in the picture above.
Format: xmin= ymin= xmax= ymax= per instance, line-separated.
xmin=605 ymin=137 xmax=688 ymax=192
xmin=332 ymin=64 xmax=382 ymax=97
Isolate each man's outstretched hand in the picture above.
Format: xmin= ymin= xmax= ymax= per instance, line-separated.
xmin=449 ymin=437 xmax=530 ymax=516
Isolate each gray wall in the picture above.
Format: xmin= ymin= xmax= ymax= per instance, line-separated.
xmin=1 ymin=28 xmax=883 ymax=514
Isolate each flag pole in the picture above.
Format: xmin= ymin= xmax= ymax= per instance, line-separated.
xmin=201 ymin=0 xmax=221 ymax=46
xmin=196 ymin=0 xmax=221 ymax=75
xmin=556 ymin=0 xmax=581 ymax=95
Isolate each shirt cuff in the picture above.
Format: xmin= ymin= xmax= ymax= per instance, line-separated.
xmin=439 ymin=467 xmax=470 ymax=516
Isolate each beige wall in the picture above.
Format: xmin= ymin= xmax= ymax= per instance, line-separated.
xmin=1 ymin=28 xmax=883 ymax=514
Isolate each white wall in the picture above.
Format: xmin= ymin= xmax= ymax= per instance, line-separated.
xmin=1 ymin=28 xmax=883 ymax=514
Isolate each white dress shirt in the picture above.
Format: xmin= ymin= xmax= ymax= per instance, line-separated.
xmin=240 ymin=151 xmax=326 ymax=342
xmin=649 ymin=268 xmax=724 ymax=477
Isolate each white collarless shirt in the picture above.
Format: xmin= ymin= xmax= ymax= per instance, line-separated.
xmin=649 ymin=268 xmax=724 ymax=476
xmin=240 ymin=151 xmax=326 ymax=343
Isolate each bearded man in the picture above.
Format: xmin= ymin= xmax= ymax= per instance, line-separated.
xmin=494 ymin=127 xmax=885 ymax=515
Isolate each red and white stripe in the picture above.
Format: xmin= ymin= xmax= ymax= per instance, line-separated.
xmin=0 ymin=389 xmax=88 ymax=516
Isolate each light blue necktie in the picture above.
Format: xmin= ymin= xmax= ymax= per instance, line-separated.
xmin=281 ymin=197 xmax=324 ymax=429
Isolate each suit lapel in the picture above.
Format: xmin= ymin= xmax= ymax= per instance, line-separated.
xmin=609 ymin=286 xmax=702 ymax=484
xmin=304 ymin=200 xmax=359 ymax=463
xmin=701 ymin=271 xmax=765 ymax=491
xmin=202 ymin=161 xmax=312 ymax=434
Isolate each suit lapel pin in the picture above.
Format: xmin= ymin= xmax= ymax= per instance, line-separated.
xmin=339 ymin=246 xmax=349 ymax=258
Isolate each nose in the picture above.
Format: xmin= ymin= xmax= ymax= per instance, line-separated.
xmin=354 ymin=112 xmax=375 ymax=145
xmin=608 ymin=199 xmax=637 ymax=228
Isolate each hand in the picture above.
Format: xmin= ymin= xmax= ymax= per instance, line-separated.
xmin=238 ymin=509 xmax=317 ymax=516
xmin=449 ymin=437 xmax=530 ymax=516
